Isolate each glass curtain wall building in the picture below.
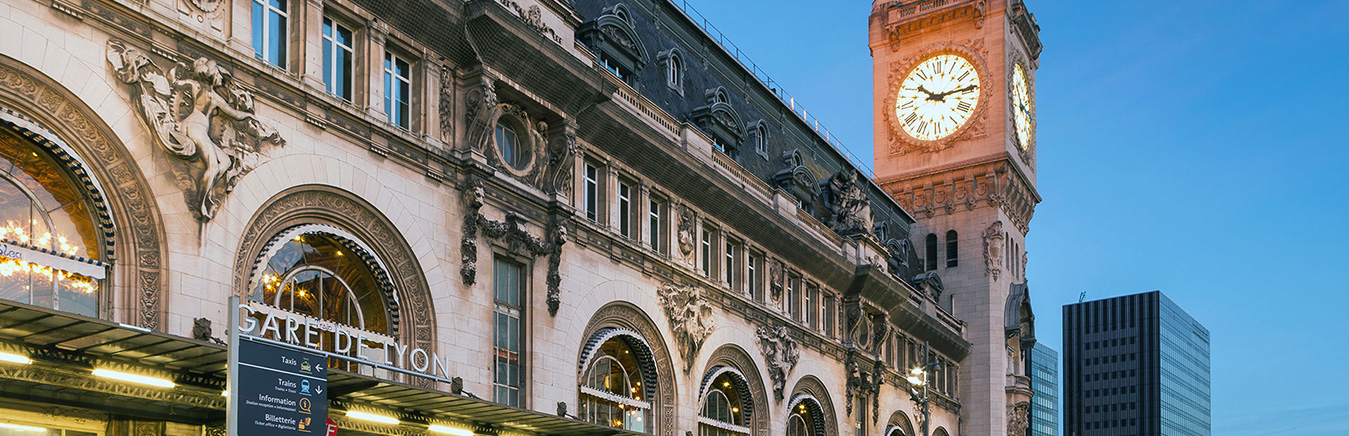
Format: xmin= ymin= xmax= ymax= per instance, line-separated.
xmin=1063 ymin=291 xmax=1211 ymax=436
xmin=1028 ymin=342 xmax=1058 ymax=436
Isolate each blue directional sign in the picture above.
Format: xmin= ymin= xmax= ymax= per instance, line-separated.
xmin=236 ymin=337 xmax=328 ymax=436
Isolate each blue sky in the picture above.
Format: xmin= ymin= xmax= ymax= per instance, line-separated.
xmin=679 ymin=1 xmax=1349 ymax=434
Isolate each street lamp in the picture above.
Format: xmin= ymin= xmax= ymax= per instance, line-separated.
xmin=906 ymin=359 xmax=941 ymax=436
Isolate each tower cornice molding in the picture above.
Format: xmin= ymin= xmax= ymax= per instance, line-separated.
xmin=877 ymin=155 xmax=1039 ymax=234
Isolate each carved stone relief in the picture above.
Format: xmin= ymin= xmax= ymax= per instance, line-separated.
xmin=755 ymin=325 xmax=799 ymax=402
xmin=459 ymin=178 xmax=568 ymax=315
xmin=677 ymin=204 xmax=695 ymax=261
xmin=438 ymin=68 xmax=455 ymax=144
xmin=983 ymin=220 xmax=1005 ymax=280
xmin=656 ymin=282 xmax=716 ymax=372
xmin=819 ymin=169 xmax=873 ymax=238
xmin=107 ymin=39 xmax=286 ymax=221
xmin=767 ymin=258 xmax=785 ymax=307
xmin=1007 ymin=401 xmax=1030 ymax=436
xmin=494 ymin=0 xmax=564 ymax=45
xmin=177 ymin=0 xmax=225 ymax=32
xmin=464 ymin=78 xmax=575 ymax=197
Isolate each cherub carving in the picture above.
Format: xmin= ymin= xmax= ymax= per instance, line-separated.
xmin=107 ymin=39 xmax=284 ymax=221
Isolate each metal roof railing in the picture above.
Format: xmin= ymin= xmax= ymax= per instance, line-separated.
xmin=670 ymin=0 xmax=875 ymax=179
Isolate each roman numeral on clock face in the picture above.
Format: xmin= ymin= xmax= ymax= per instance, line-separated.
xmin=957 ymin=102 xmax=972 ymax=113
xmin=905 ymin=112 xmax=919 ymax=125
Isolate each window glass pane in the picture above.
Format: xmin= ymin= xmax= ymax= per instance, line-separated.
xmin=268 ymin=11 xmax=286 ymax=67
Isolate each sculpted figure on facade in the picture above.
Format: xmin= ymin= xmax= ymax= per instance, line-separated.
xmin=819 ymin=169 xmax=873 ymax=238
xmin=107 ymin=39 xmax=285 ymax=221
xmin=656 ymin=282 xmax=716 ymax=372
xmin=677 ymin=204 xmax=696 ymax=261
xmin=983 ymin=220 xmax=1005 ymax=280
xmin=767 ymin=258 xmax=785 ymax=307
xmin=755 ymin=325 xmax=800 ymax=402
xmin=1007 ymin=401 xmax=1030 ymax=436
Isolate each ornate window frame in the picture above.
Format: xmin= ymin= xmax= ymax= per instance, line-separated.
xmin=657 ymin=48 xmax=685 ymax=96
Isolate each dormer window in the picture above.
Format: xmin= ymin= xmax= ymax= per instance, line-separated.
xmin=658 ymin=48 xmax=685 ymax=95
xmin=691 ymin=87 xmax=745 ymax=157
xmin=579 ymin=3 xmax=648 ymax=86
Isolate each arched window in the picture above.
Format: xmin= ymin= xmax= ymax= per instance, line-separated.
xmin=786 ymin=394 xmax=823 ymax=436
xmin=699 ymin=369 xmax=750 ymax=436
xmin=495 ymin=120 xmax=524 ymax=169
xmin=945 ymin=230 xmax=958 ymax=268
xmin=753 ymin=123 xmax=767 ymax=155
xmin=255 ymin=232 xmax=387 ymax=331
xmin=924 ymin=233 xmax=938 ymax=272
xmin=0 ymin=127 xmax=106 ymax=317
xmin=580 ymin=333 xmax=652 ymax=433
xmin=667 ymin=54 xmax=682 ymax=89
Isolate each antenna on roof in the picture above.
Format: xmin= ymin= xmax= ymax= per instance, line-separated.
xmin=1078 ymin=291 xmax=1087 ymax=303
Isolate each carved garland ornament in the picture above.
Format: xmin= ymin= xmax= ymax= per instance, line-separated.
xmin=983 ymin=220 xmax=1005 ymax=280
xmin=884 ymin=39 xmax=992 ymax=155
xmin=754 ymin=325 xmax=799 ymax=403
xmin=106 ymin=39 xmax=286 ymax=221
xmin=459 ymin=178 xmax=568 ymax=315
xmin=0 ymin=55 xmax=168 ymax=329
xmin=656 ymin=282 xmax=716 ymax=372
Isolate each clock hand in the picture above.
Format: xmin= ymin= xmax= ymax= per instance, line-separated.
xmin=916 ymin=85 xmax=940 ymax=100
xmin=935 ymin=84 xmax=979 ymax=99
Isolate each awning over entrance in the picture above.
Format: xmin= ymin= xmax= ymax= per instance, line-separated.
xmin=0 ymin=300 xmax=639 ymax=436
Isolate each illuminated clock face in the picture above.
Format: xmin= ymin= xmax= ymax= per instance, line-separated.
xmin=1011 ymin=63 xmax=1034 ymax=150
xmin=895 ymin=54 xmax=981 ymax=141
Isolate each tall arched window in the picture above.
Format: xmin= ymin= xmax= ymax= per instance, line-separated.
xmin=667 ymin=54 xmax=682 ymax=89
xmin=786 ymin=394 xmax=824 ymax=436
xmin=580 ymin=332 xmax=654 ymax=433
xmin=699 ymin=369 xmax=751 ymax=436
xmin=945 ymin=230 xmax=958 ymax=268
xmin=924 ymin=233 xmax=938 ymax=272
xmin=249 ymin=225 xmax=393 ymax=371
xmin=0 ymin=127 xmax=106 ymax=316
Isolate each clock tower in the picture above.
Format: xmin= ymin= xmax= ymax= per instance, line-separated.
xmin=869 ymin=1 xmax=1042 ymax=436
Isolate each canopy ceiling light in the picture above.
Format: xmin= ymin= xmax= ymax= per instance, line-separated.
xmin=91 ymin=369 xmax=175 ymax=388
xmin=346 ymin=411 xmax=399 ymax=425
xmin=0 ymin=422 xmax=47 ymax=432
xmin=0 ymin=352 xmax=31 ymax=365
xmin=427 ymin=425 xmax=474 ymax=436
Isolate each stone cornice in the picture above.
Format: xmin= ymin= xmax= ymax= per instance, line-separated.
xmin=877 ymin=156 xmax=1040 ymax=234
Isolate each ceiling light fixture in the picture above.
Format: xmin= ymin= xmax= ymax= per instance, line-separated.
xmin=346 ymin=411 xmax=399 ymax=425
xmin=92 ymin=369 xmax=175 ymax=388
xmin=0 ymin=352 xmax=31 ymax=365
xmin=427 ymin=425 xmax=474 ymax=436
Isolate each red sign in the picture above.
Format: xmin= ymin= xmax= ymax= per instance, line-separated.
xmin=325 ymin=418 xmax=338 ymax=436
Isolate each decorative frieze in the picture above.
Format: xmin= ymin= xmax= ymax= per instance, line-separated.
xmin=879 ymin=160 xmax=1039 ymax=233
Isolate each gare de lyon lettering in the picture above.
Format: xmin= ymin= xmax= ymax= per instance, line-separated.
xmin=237 ymin=301 xmax=454 ymax=378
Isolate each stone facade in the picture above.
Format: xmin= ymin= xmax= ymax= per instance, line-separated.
xmin=0 ymin=1 xmax=1035 ymax=436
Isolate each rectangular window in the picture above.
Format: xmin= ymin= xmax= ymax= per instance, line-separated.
xmin=823 ymin=293 xmax=836 ymax=338
xmin=724 ymin=240 xmax=736 ymax=288
xmin=806 ymin=284 xmax=819 ymax=330
xmin=252 ymin=0 xmax=288 ymax=68
xmin=492 ymin=257 xmax=524 ymax=407
xmin=787 ymin=275 xmax=800 ymax=321
xmin=583 ymin=163 xmax=599 ymax=221
xmin=747 ymin=252 xmax=760 ymax=300
xmin=648 ymin=198 xmax=664 ymax=253
xmin=322 ymin=17 xmax=354 ymax=101
xmin=617 ymin=180 xmax=632 ymax=237
xmin=700 ymin=226 xmax=713 ymax=276
xmin=384 ymin=52 xmax=412 ymax=129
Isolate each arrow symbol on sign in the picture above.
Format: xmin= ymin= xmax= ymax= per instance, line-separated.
xmin=315 ymin=386 xmax=323 ymax=395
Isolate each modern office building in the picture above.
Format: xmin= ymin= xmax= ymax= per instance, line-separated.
xmin=1028 ymin=342 xmax=1058 ymax=436
xmin=0 ymin=1 xmax=1043 ymax=436
xmin=1063 ymin=291 xmax=1211 ymax=436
